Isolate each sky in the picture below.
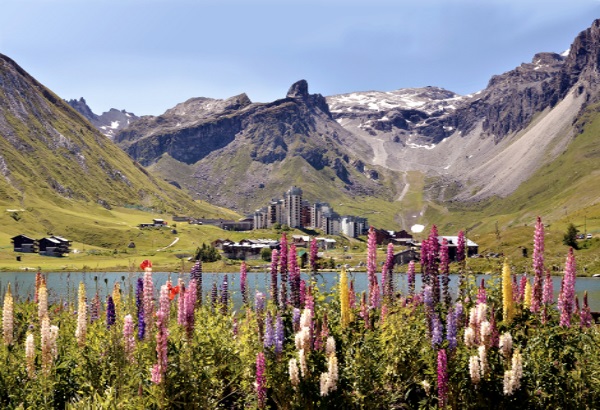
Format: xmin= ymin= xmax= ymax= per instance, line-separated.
xmin=1 ymin=0 xmax=599 ymax=116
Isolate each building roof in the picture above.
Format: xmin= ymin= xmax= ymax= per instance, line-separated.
xmin=11 ymin=234 xmax=35 ymax=241
xmin=438 ymin=236 xmax=478 ymax=247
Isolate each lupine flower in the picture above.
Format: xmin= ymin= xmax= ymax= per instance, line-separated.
xmin=488 ymin=307 xmax=499 ymax=348
xmin=34 ymin=270 xmax=43 ymax=304
xmin=136 ymin=278 xmax=145 ymax=340
xmin=123 ymin=314 xmax=135 ymax=363
xmin=255 ymin=291 xmax=266 ymax=315
xmin=264 ymin=312 xmax=274 ymax=349
xmin=457 ymin=230 xmax=466 ymax=263
xmin=367 ymin=226 xmax=378 ymax=306
xmin=299 ymin=279 xmax=306 ymax=309
xmin=523 ymin=280 xmax=532 ymax=310
xmin=143 ymin=268 xmax=155 ymax=325
xmin=289 ymin=358 xmax=300 ymax=387
xmin=518 ymin=275 xmax=528 ymax=303
xmin=446 ymin=306 xmax=457 ymax=350
xmin=106 ymin=296 xmax=116 ymax=328
xmin=112 ymin=282 xmax=121 ymax=315
xmin=464 ymin=327 xmax=476 ymax=347
xmin=477 ymin=279 xmax=487 ymax=304
xmin=91 ymin=293 xmax=101 ymax=323
xmin=289 ymin=245 xmax=301 ymax=307
xmin=469 ymin=355 xmax=481 ymax=384
xmin=26 ymin=332 xmax=36 ymax=378
xmin=298 ymin=348 xmax=308 ymax=378
xmin=280 ymin=233 xmax=289 ymax=306
xmin=241 ymin=261 xmax=249 ymax=305
xmin=370 ymin=277 xmax=381 ymax=309
xmin=480 ymin=321 xmax=491 ymax=346
xmin=580 ymin=291 xmax=593 ymax=328
xmin=38 ymin=279 xmax=48 ymax=322
xmin=75 ymin=282 xmax=87 ymax=347
xmin=360 ymin=292 xmax=370 ymax=329
xmin=3 ymin=284 xmax=14 ymax=345
xmin=499 ymin=332 xmax=513 ymax=358
xmin=382 ymin=242 xmax=395 ymax=301
xmin=503 ymin=350 xmax=523 ymax=395
xmin=380 ymin=303 xmax=388 ymax=324
xmin=185 ymin=280 xmax=197 ymax=337
xmin=478 ymin=345 xmax=488 ymax=378
xmin=210 ymin=282 xmax=218 ymax=312
xmin=190 ymin=260 xmax=203 ymax=306
xmin=151 ymin=310 xmax=168 ymax=384
xmin=440 ymin=239 xmax=451 ymax=307
xmin=437 ymin=349 xmax=448 ymax=408
xmin=407 ymin=260 xmax=416 ymax=297
xmin=292 ymin=308 xmax=301 ymax=332
xmin=542 ymin=270 xmax=553 ymax=305
xmin=221 ymin=275 xmax=229 ymax=314
xmin=270 ymin=250 xmax=279 ymax=305
xmin=349 ymin=280 xmax=356 ymax=310
xmin=531 ymin=217 xmax=545 ymax=313
xmin=159 ymin=284 xmax=170 ymax=320
xmin=431 ymin=313 xmax=443 ymax=347
xmin=320 ymin=353 xmax=338 ymax=396
xmin=502 ymin=260 xmax=514 ymax=324
xmin=310 ymin=237 xmax=318 ymax=274
xmin=40 ymin=316 xmax=58 ymax=375
xmin=256 ymin=352 xmax=267 ymax=408
xmin=275 ymin=314 xmax=284 ymax=355
xmin=559 ymin=248 xmax=577 ymax=327
xmin=177 ymin=280 xmax=186 ymax=325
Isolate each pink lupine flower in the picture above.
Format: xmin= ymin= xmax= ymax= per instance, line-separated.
xmin=580 ymin=291 xmax=593 ymax=328
xmin=241 ymin=261 xmax=249 ymax=305
xmin=477 ymin=279 xmax=487 ymax=304
xmin=270 ymin=250 xmax=279 ymax=305
xmin=256 ymin=352 xmax=267 ymax=408
xmin=177 ymin=280 xmax=186 ymax=326
xmin=407 ymin=260 xmax=416 ymax=297
xmin=437 ymin=349 xmax=448 ymax=408
xmin=559 ymin=248 xmax=577 ymax=327
xmin=184 ymin=279 xmax=197 ymax=337
xmin=123 ymin=314 xmax=135 ymax=363
xmin=367 ymin=226 xmax=377 ymax=306
xmin=531 ymin=216 xmax=545 ymax=313
xmin=143 ymin=269 xmax=155 ymax=329
xmin=542 ymin=269 xmax=553 ymax=305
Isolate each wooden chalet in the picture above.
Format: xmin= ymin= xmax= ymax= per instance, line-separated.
xmin=39 ymin=236 xmax=71 ymax=257
xmin=11 ymin=235 xmax=38 ymax=253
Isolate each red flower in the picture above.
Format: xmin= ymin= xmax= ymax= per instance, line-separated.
xmin=140 ymin=260 xmax=152 ymax=270
xmin=168 ymin=284 xmax=180 ymax=300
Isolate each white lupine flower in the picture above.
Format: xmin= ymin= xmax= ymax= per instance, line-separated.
xmin=464 ymin=327 xmax=476 ymax=347
xmin=499 ymin=332 xmax=513 ymax=358
xmin=289 ymin=358 xmax=300 ymax=386
xmin=478 ymin=345 xmax=488 ymax=377
xmin=3 ymin=285 xmax=14 ymax=346
xmin=298 ymin=348 xmax=308 ymax=378
xmin=300 ymin=308 xmax=312 ymax=329
xmin=479 ymin=321 xmax=491 ymax=346
xmin=469 ymin=355 xmax=481 ymax=384
xmin=476 ymin=303 xmax=487 ymax=325
xmin=25 ymin=333 xmax=35 ymax=379
xmin=326 ymin=336 xmax=336 ymax=356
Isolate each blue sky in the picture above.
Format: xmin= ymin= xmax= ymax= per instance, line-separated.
xmin=1 ymin=0 xmax=598 ymax=115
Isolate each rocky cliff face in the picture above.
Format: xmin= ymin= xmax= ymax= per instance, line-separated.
xmin=67 ymin=98 xmax=139 ymax=139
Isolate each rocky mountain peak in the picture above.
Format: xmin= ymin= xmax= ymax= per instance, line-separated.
xmin=287 ymin=79 xmax=309 ymax=98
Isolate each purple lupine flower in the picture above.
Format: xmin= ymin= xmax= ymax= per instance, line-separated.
xmin=299 ymin=279 xmax=306 ymax=308
xmin=420 ymin=239 xmax=430 ymax=285
xmin=580 ymin=291 xmax=593 ymax=328
xmin=220 ymin=274 xmax=229 ymax=314
xmin=289 ymin=245 xmax=300 ymax=307
xmin=477 ymin=279 xmax=487 ymax=304
xmin=292 ymin=307 xmax=301 ymax=332
xmin=310 ymin=237 xmax=318 ymax=274
xmin=559 ymin=248 xmax=577 ymax=327
xmin=437 ymin=349 xmax=449 ymax=408
xmin=256 ymin=352 xmax=267 ymax=408
xmin=91 ymin=293 xmax=100 ymax=323
xmin=423 ymin=285 xmax=434 ymax=310
xmin=532 ymin=216 xmax=545 ymax=313
xmin=190 ymin=260 xmax=203 ymax=306
xmin=241 ymin=262 xmax=249 ymax=305
xmin=255 ymin=291 xmax=266 ymax=315
xmin=446 ymin=306 xmax=457 ymax=350
xmin=177 ymin=280 xmax=186 ymax=326
xmin=184 ymin=280 xmax=197 ymax=337
xmin=440 ymin=238 xmax=451 ymax=307
xmin=270 ymin=250 xmax=279 ymax=306
xmin=454 ymin=301 xmax=464 ymax=329
xmin=431 ymin=313 xmax=443 ymax=347
xmin=367 ymin=226 xmax=378 ymax=306
xmin=106 ymin=296 xmax=116 ymax=328
xmin=456 ymin=230 xmax=466 ymax=263
xmin=136 ymin=278 xmax=145 ymax=339
xmin=407 ymin=260 xmax=416 ymax=297
xmin=542 ymin=270 xmax=553 ymax=305
xmin=275 ymin=314 xmax=284 ymax=355
xmin=264 ymin=311 xmax=274 ymax=349
xmin=279 ymin=233 xmax=289 ymax=306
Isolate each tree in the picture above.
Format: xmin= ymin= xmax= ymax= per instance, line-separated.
xmin=562 ymin=223 xmax=579 ymax=249
xmin=260 ymin=247 xmax=272 ymax=262
xmin=194 ymin=243 xmax=222 ymax=262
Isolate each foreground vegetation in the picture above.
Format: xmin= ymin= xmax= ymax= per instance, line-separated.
xmin=0 ymin=224 xmax=598 ymax=408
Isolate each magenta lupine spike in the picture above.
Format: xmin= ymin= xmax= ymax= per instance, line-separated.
xmin=383 ymin=242 xmax=395 ymax=300
xmin=477 ymin=279 xmax=486 ymax=304
xmin=531 ymin=216 xmax=545 ymax=313
xmin=542 ymin=269 xmax=553 ymax=305
xmin=177 ymin=280 xmax=186 ymax=326
xmin=370 ymin=277 xmax=381 ymax=309
xmin=279 ymin=233 xmax=289 ymax=305
xmin=270 ymin=250 xmax=279 ymax=306
xmin=318 ymin=312 xmax=329 ymax=351
xmin=489 ymin=306 xmax=499 ymax=348
xmin=184 ymin=280 xmax=197 ymax=337
xmin=407 ymin=260 xmax=416 ymax=297
xmin=143 ymin=270 xmax=155 ymax=327
xmin=420 ymin=239 xmax=430 ymax=283
xmin=437 ymin=349 xmax=449 ymax=408
xmin=299 ymin=280 xmax=306 ymax=308
xmin=440 ymin=238 xmax=450 ymax=307
xmin=559 ymin=248 xmax=577 ymax=327
xmin=349 ymin=280 xmax=356 ymax=309
xmin=123 ymin=314 xmax=135 ymax=363
xmin=367 ymin=226 xmax=377 ymax=306
xmin=151 ymin=309 xmax=168 ymax=384
xmin=159 ymin=284 xmax=170 ymax=320
xmin=426 ymin=226 xmax=440 ymax=304
xmin=241 ymin=262 xmax=249 ymax=306
xmin=428 ymin=225 xmax=440 ymax=255
xmin=381 ymin=263 xmax=387 ymax=302
xmin=310 ymin=237 xmax=318 ymax=274
xmin=304 ymin=285 xmax=314 ymax=314
xmin=518 ymin=275 xmax=527 ymax=303
xmin=256 ymin=352 xmax=267 ymax=408
xmin=580 ymin=291 xmax=593 ymax=328
xmin=289 ymin=245 xmax=300 ymax=307
xmin=512 ymin=274 xmax=519 ymax=302
xmin=456 ymin=230 xmax=466 ymax=263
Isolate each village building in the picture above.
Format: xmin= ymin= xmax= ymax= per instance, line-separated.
xmin=221 ymin=239 xmax=280 ymax=260
xmin=38 ymin=235 xmax=71 ymax=257
xmin=11 ymin=235 xmax=38 ymax=253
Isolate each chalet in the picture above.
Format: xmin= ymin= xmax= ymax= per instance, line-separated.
xmin=392 ymin=249 xmax=419 ymax=266
xmin=190 ymin=218 xmax=253 ymax=231
xmin=315 ymin=237 xmax=336 ymax=250
xmin=38 ymin=236 xmax=71 ymax=257
xmin=211 ymin=239 xmax=234 ymax=250
xmin=139 ymin=219 xmax=168 ymax=228
xmin=291 ymin=235 xmax=310 ymax=247
xmin=222 ymin=239 xmax=279 ymax=260
xmin=437 ymin=236 xmax=479 ymax=260
xmin=11 ymin=235 xmax=38 ymax=253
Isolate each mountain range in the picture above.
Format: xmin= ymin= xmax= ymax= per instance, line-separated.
xmin=4 ymin=19 xmax=600 ymax=241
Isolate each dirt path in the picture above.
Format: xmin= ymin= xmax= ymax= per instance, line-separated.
xmin=156 ymin=237 xmax=179 ymax=252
